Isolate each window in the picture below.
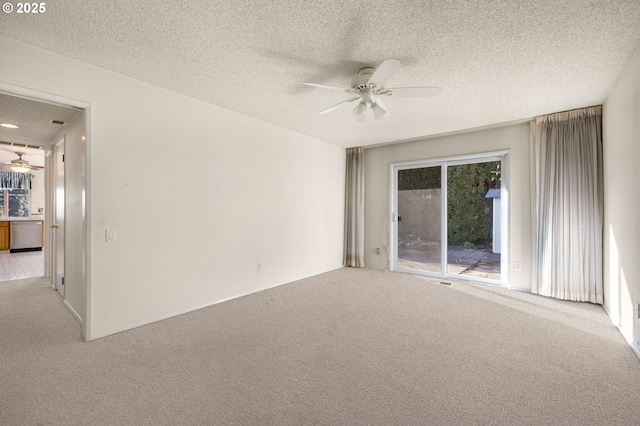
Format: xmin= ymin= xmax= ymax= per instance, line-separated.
xmin=0 ymin=189 xmax=30 ymax=217
xmin=0 ymin=171 xmax=33 ymax=217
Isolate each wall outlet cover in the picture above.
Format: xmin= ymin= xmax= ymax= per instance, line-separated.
xmin=105 ymin=229 xmax=116 ymax=242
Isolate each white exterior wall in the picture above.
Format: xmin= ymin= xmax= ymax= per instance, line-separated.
xmin=0 ymin=36 xmax=346 ymax=340
xmin=493 ymin=198 xmax=501 ymax=254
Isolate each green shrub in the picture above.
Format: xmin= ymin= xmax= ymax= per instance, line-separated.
xmin=447 ymin=162 xmax=498 ymax=246
xmin=398 ymin=161 xmax=500 ymax=248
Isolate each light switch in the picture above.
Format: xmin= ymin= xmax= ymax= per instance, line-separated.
xmin=106 ymin=229 xmax=116 ymax=242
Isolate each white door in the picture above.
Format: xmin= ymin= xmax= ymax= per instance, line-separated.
xmin=53 ymin=140 xmax=65 ymax=296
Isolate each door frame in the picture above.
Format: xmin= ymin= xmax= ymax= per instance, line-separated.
xmin=0 ymin=82 xmax=92 ymax=341
xmin=50 ymin=137 xmax=65 ymax=296
xmin=390 ymin=150 xmax=510 ymax=286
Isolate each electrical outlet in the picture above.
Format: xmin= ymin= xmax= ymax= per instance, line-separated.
xmin=515 ymin=261 xmax=521 ymax=271
xmin=105 ymin=229 xmax=116 ymax=242
xmin=257 ymin=262 xmax=262 ymax=271
xmin=375 ymin=248 xmax=381 ymax=255
xmin=635 ymin=302 xmax=640 ymax=319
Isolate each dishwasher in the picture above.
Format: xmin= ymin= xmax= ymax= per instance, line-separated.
xmin=10 ymin=221 xmax=43 ymax=252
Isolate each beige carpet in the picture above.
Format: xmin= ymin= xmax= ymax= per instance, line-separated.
xmin=1 ymin=270 xmax=639 ymax=425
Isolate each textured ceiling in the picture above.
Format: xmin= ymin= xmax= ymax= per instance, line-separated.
xmin=1 ymin=0 xmax=640 ymax=148
xmin=0 ymin=93 xmax=79 ymax=148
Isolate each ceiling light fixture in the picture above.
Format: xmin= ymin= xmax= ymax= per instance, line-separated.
xmin=10 ymin=163 xmax=30 ymax=173
xmin=10 ymin=152 xmax=31 ymax=173
xmin=0 ymin=123 xmax=19 ymax=129
xmin=370 ymin=101 xmax=389 ymax=120
xmin=353 ymin=101 xmax=368 ymax=123
xmin=352 ymin=93 xmax=389 ymax=123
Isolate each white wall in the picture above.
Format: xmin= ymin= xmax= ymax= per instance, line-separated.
xmin=29 ymin=167 xmax=44 ymax=215
xmin=364 ymin=123 xmax=532 ymax=290
xmin=0 ymin=36 xmax=346 ymax=340
xmin=603 ymin=44 xmax=640 ymax=353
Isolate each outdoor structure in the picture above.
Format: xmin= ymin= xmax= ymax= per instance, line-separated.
xmin=485 ymin=188 xmax=501 ymax=254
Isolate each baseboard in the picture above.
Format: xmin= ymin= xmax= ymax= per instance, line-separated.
xmin=630 ymin=341 xmax=640 ymax=360
xmin=601 ymin=304 xmax=619 ymax=327
xmin=623 ymin=332 xmax=640 ymax=360
xmin=601 ymin=304 xmax=640 ymax=361
xmin=89 ymin=265 xmax=345 ymax=341
xmin=63 ymin=300 xmax=83 ymax=325
xmin=509 ymin=286 xmax=532 ymax=293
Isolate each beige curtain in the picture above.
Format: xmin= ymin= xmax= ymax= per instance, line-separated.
xmin=344 ymin=147 xmax=364 ymax=267
xmin=532 ymin=106 xmax=603 ymax=303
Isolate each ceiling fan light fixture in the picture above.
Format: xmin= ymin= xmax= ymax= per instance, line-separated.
xmin=353 ymin=101 xmax=368 ymax=122
xmin=371 ymin=102 xmax=389 ymax=120
xmin=353 ymin=101 xmax=367 ymax=116
xmin=10 ymin=162 xmax=30 ymax=173
xmin=305 ymin=59 xmax=442 ymax=123
xmin=354 ymin=114 xmax=367 ymax=123
xmin=10 ymin=152 xmax=31 ymax=173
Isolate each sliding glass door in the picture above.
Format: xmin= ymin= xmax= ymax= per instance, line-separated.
xmin=392 ymin=153 xmax=506 ymax=285
xmin=446 ymin=161 xmax=502 ymax=280
xmin=396 ymin=165 xmax=443 ymax=273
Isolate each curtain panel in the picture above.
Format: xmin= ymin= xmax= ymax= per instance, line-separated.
xmin=344 ymin=147 xmax=365 ymax=267
xmin=532 ymin=106 xmax=603 ymax=303
xmin=0 ymin=171 xmax=33 ymax=189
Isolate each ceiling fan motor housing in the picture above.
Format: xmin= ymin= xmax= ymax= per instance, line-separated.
xmin=352 ymin=67 xmax=376 ymax=92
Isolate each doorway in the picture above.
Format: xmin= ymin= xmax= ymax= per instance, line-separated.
xmin=391 ymin=152 xmax=508 ymax=285
xmin=0 ymin=84 xmax=89 ymax=339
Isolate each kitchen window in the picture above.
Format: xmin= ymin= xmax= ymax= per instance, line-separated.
xmin=0 ymin=189 xmax=29 ymax=217
xmin=0 ymin=189 xmax=30 ymax=217
xmin=0 ymin=172 xmax=32 ymax=218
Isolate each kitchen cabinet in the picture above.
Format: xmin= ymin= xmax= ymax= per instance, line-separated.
xmin=0 ymin=222 xmax=8 ymax=250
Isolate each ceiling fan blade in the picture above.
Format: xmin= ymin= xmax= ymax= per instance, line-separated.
xmin=318 ymin=97 xmax=360 ymax=115
xmin=371 ymin=99 xmax=389 ymax=120
xmin=386 ymin=87 xmax=443 ymax=98
xmin=302 ymin=82 xmax=351 ymax=92
xmin=367 ymin=59 xmax=401 ymax=88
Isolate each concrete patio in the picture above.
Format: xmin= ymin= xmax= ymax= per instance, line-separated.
xmin=397 ymin=241 xmax=501 ymax=281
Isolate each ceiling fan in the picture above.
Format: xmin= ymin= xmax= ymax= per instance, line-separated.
xmin=2 ymin=152 xmax=44 ymax=173
xmin=303 ymin=59 xmax=442 ymax=123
